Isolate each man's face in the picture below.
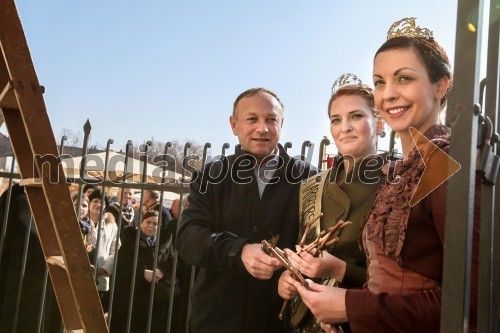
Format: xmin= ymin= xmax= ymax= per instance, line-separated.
xmin=230 ymin=92 xmax=283 ymax=162
xmin=121 ymin=188 xmax=134 ymax=206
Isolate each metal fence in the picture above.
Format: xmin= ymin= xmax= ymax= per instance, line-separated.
xmin=0 ymin=119 xmax=347 ymax=333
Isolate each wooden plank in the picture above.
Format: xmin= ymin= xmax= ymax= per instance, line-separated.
xmin=0 ymin=108 xmax=84 ymax=329
xmin=19 ymin=177 xmax=42 ymax=187
xmin=0 ymin=43 xmax=9 ymax=92
xmin=2 ymin=108 xmax=60 ymax=256
xmin=1 ymin=107 xmax=83 ymax=332
xmin=0 ymin=81 xmax=17 ymax=109
xmin=47 ymin=263 xmax=82 ymax=331
xmin=0 ymin=0 xmax=109 ymax=329
xmin=47 ymin=255 xmax=66 ymax=269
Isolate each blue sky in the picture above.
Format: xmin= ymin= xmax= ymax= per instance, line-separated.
xmin=11 ymin=1 xmax=462 ymax=160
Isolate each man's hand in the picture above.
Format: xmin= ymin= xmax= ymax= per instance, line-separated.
xmin=241 ymin=243 xmax=282 ymax=280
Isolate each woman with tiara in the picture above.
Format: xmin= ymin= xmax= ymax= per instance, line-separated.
xmin=295 ymin=18 xmax=480 ymax=333
xmin=278 ymin=73 xmax=385 ymax=333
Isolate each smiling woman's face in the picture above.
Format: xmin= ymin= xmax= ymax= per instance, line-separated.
xmin=329 ymin=94 xmax=378 ymax=161
xmin=373 ymin=47 xmax=446 ymax=134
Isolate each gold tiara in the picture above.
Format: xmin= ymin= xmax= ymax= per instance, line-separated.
xmin=387 ymin=17 xmax=433 ymax=40
xmin=331 ymin=73 xmax=363 ymax=95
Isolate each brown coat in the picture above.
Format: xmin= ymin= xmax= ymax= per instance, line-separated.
xmin=345 ymin=132 xmax=480 ymax=333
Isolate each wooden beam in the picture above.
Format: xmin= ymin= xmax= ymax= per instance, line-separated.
xmin=0 ymin=81 xmax=17 ymax=109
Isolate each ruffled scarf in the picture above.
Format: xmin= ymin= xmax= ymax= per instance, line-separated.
xmin=363 ymin=125 xmax=450 ymax=265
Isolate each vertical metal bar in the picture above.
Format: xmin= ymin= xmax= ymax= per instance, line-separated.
xmin=221 ymin=143 xmax=230 ymax=156
xmin=92 ymin=139 xmax=114 ymax=281
xmin=165 ymin=142 xmax=191 ymax=333
xmin=441 ymin=0 xmax=485 ymax=331
xmin=126 ymin=141 xmax=150 ymax=333
xmin=494 ymin=183 xmax=500 ymax=333
xmin=74 ymin=120 xmax=92 ymax=231
xmin=317 ymin=137 xmax=330 ymax=170
xmin=145 ymin=151 xmax=165 ymax=333
xmin=478 ymin=2 xmax=500 ymax=332
xmin=186 ymin=263 xmax=195 ymax=333
xmin=157 ymin=141 xmax=174 ymax=333
xmin=58 ymin=135 xmax=67 ymax=155
xmin=146 ymin=208 xmax=162 ymax=333
xmin=183 ymin=142 xmax=210 ymax=333
xmin=284 ymin=142 xmax=292 ymax=153
xmin=107 ymin=140 xmax=133 ymax=327
xmin=11 ymin=214 xmax=33 ymax=333
xmin=300 ymin=141 xmax=311 ymax=162
xmin=147 ymin=141 xmax=175 ymax=333
xmin=145 ymin=141 xmax=172 ymax=333
xmin=79 ymin=120 xmax=93 ymax=183
xmin=202 ymin=143 xmax=211 ymax=168
xmin=388 ymin=131 xmax=397 ymax=160
xmin=0 ymin=156 xmax=16 ymax=263
xmin=478 ymin=131 xmax=495 ymax=333
xmin=36 ymin=268 xmax=49 ymax=333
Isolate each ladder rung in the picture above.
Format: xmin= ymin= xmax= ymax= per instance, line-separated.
xmin=0 ymin=81 xmax=17 ymax=109
xmin=19 ymin=178 xmax=42 ymax=187
xmin=69 ymin=330 xmax=84 ymax=333
xmin=47 ymin=256 xmax=66 ymax=269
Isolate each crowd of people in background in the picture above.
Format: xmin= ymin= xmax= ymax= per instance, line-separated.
xmin=0 ymin=180 xmax=190 ymax=332
xmin=71 ymin=185 xmax=189 ymax=332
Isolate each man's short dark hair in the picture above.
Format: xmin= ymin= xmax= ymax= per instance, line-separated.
xmin=232 ymin=87 xmax=284 ymax=116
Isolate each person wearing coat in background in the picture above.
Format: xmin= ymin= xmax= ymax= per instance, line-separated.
xmin=87 ymin=189 xmax=118 ymax=310
xmin=110 ymin=210 xmax=179 ymax=333
xmin=0 ymin=184 xmax=61 ymax=332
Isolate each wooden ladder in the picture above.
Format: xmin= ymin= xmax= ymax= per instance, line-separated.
xmin=0 ymin=1 xmax=108 ymax=332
